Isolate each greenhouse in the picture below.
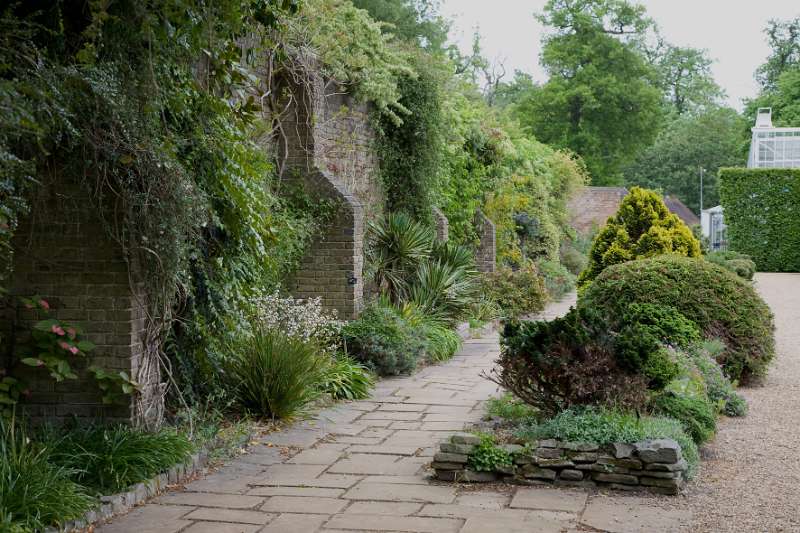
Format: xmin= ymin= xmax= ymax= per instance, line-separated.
xmin=747 ymin=108 xmax=800 ymax=168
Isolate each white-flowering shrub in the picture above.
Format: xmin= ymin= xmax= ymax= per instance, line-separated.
xmin=251 ymin=291 xmax=344 ymax=354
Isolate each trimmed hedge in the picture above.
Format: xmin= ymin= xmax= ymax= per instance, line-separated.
xmin=580 ymin=255 xmax=775 ymax=384
xmin=719 ymin=168 xmax=800 ymax=272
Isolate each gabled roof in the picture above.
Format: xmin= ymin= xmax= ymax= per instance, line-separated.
xmin=664 ymin=195 xmax=700 ymax=227
xmin=568 ymin=186 xmax=629 ymax=234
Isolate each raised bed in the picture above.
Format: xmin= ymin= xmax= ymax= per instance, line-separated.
xmin=431 ymin=433 xmax=688 ymax=495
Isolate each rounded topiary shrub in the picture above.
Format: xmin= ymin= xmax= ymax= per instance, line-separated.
xmin=580 ymin=255 xmax=775 ymax=383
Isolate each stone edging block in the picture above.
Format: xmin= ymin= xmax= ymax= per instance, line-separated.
xmin=431 ymin=435 xmax=688 ymax=495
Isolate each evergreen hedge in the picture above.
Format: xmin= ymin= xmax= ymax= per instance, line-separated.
xmin=718 ymin=168 xmax=800 ymax=272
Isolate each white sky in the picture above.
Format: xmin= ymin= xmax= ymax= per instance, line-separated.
xmin=440 ymin=0 xmax=800 ymax=110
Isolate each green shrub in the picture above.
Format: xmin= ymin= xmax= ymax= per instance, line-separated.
xmin=578 ymin=187 xmax=701 ymax=288
xmin=612 ymin=303 xmax=699 ymax=387
xmin=47 ymin=425 xmax=193 ymax=494
xmin=686 ymin=340 xmax=747 ymax=417
xmin=492 ymin=309 xmax=649 ymax=417
xmin=719 ymin=168 xmax=800 ymax=272
xmin=536 ymin=259 xmax=576 ymax=300
xmin=580 ymin=255 xmax=775 ymax=383
xmin=651 ymin=392 xmax=716 ymax=445
xmin=0 ymin=417 xmax=94 ymax=532
xmin=706 ymin=251 xmax=756 ymax=280
xmin=467 ymin=434 xmax=512 ymax=472
xmin=485 ymin=393 xmax=538 ymax=422
xmin=560 ymin=243 xmax=587 ymax=276
xmin=342 ymin=302 xmax=425 ymax=375
xmin=318 ymin=355 xmax=374 ymax=401
xmin=515 ymin=407 xmax=699 ymax=476
xmin=482 ymin=263 xmax=547 ymax=320
xmin=225 ymin=328 xmax=327 ymax=419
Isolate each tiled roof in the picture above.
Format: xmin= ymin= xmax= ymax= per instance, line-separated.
xmin=664 ymin=195 xmax=700 ymax=227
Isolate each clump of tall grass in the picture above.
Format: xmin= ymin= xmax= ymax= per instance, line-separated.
xmin=225 ymin=327 xmax=327 ymax=419
xmin=46 ymin=424 xmax=194 ymax=494
xmin=1 ymin=416 xmax=93 ymax=531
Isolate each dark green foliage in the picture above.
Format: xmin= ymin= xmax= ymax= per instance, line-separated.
xmin=612 ymin=303 xmax=699 ymax=387
xmin=514 ymin=407 xmax=699 ymax=476
xmin=536 ymin=260 xmax=576 ymax=300
xmin=581 ymin=255 xmax=775 ymax=383
xmin=467 ymin=434 xmax=512 ymax=472
xmin=366 ymin=213 xmax=479 ymax=322
xmin=651 ymin=392 xmax=716 ymax=445
xmin=623 ymin=107 xmax=747 ymax=213
xmin=686 ymin=340 xmax=748 ymax=417
xmin=351 ymin=0 xmax=449 ymax=51
xmin=367 ymin=212 xmax=435 ymax=302
xmin=718 ymin=168 xmax=800 ymax=272
xmin=318 ymin=355 xmax=374 ymax=401
xmin=0 ymin=417 xmax=93 ymax=532
xmin=482 ymin=264 xmax=547 ymax=320
xmin=706 ymin=251 xmax=756 ymax=280
xmin=514 ymin=0 xmax=662 ymax=182
xmin=224 ymin=329 xmax=326 ymax=419
xmin=342 ymin=302 xmax=425 ymax=376
xmin=492 ymin=309 xmax=649 ymax=417
xmin=375 ymin=52 xmax=443 ymax=218
xmin=46 ymin=425 xmax=193 ymax=494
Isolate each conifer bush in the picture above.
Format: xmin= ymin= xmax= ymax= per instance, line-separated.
xmin=581 ymin=255 xmax=775 ymax=383
xmin=578 ymin=187 xmax=701 ymax=289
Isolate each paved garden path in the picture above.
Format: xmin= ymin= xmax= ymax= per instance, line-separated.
xmin=99 ymin=273 xmax=798 ymax=532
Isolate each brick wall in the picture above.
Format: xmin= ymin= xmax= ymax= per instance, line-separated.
xmin=276 ymin=72 xmax=383 ymax=319
xmin=0 ymin=177 xmax=163 ymax=426
xmin=433 ymin=207 xmax=449 ymax=242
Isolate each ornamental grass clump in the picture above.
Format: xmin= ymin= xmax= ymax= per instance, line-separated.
xmin=0 ymin=417 xmax=94 ymax=532
xmin=46 ymin=425 xmax=194 ymax=494
xmin=225 ymin=328 xmax=327 ymax=419
xmin=578 ymin=187 xmax=701 ymax=289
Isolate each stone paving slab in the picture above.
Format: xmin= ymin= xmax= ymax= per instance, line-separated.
xmin=97 ymin=295 xmax=697 ymax=532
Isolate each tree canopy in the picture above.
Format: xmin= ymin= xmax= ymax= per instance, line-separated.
xmin=624 ymin=107 xmax=747 ymax=213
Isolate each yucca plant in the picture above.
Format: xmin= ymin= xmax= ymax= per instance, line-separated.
xmin=366 ymin=213 xmax=434 ymax=303
xmin=0 ymin=416 xmax=93 ymax=531
xmin=225 ymin=327 xmax=326 ymax=419
xmin=405 ymin=259 xmax=478 ymax=322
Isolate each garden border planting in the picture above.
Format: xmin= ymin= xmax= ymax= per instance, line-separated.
xmin=431 ymin=433 xmax=688 ymax=495
xmin=43 ymin=431 xmax=253 ymax=533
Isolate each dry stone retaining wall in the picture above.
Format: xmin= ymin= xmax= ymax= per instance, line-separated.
xmin=432 ymin=434 xmax=688 ymax=495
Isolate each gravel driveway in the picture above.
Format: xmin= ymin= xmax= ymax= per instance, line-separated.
xmin=648 ymin=273 xmax=800 ymax=532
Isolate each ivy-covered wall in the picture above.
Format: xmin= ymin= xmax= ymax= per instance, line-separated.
xmin=719 ymin=168 xmax=800 ymax=272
